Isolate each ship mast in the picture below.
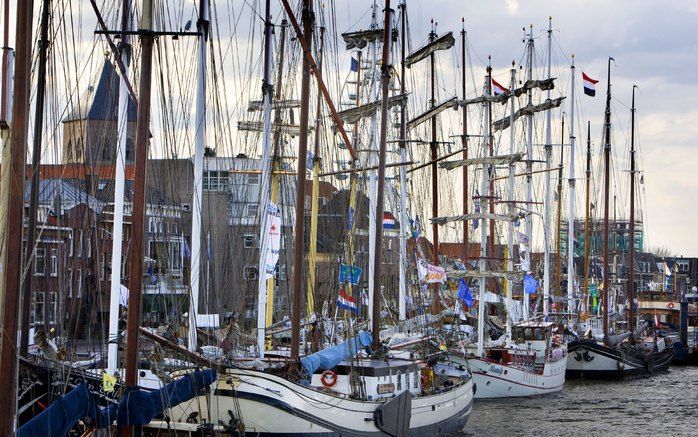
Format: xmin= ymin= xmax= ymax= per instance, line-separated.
xmin=628 ymin=84 xmax=638 ymax=337
xmin=555 ymin=117 xmax=564 ymax=302
xmin=189 ymin=0 xmax=209 ymax=353
xmin=602 ymin=57 xmax=614 ymax=345
xmin=429 ymin=21 xmax=442 ymax=313
xmin=566 ymin=56 xmax=577 ymax=313
xmin=523 ymin=25 xmax=534 ymax=320
xmin=0 ymin=0 xmax=33 ymax=432
xmin=290 ymin=0 xmax=314 ymax=360
xmin=461 ymin=19 xmax=469 ymax=262
xmin=367 ymin=0 xmax=379 ymax=331
xmin=19 ymin=0 xmax=52 ymax=355
xmin=542 ymin=17 xmax=553 ymax=317
xmin=477 ymin=63 xmax=492 ymax=357
xmin=122 ymin=0 xmax=155 ymax=434
xmin=307 ymin=26 xmax=326 ymax=318
xmin=397 ymin=0 xmax=408 ymax=320
xmin=371 ymin=0 xmax=394 ymax=343
xmin=107 ymin=0 xmax=132 ymax=375
xmin=582 ymin=121 xmax=592 ymax=316
xmin=506 ymin=61 xmax=517 ymax=341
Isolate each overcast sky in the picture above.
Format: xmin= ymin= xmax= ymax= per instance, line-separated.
xmin=2 ymin=0 xmax=696 ymax=256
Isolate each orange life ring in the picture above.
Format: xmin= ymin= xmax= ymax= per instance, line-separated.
xmin=667 ymin=302 xmax=675 ymax=309
xmin=321 ymin=370 xmax=337 ymax=388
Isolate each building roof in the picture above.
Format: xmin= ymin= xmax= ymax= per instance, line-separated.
xmin=24 ymin=179 xmax=104 ymax=211
xmin=63 ymin=57 xmax=137 ymax=123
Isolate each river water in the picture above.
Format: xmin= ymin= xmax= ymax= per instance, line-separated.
xmin=459 ymin=366 xmax=698 ymax=436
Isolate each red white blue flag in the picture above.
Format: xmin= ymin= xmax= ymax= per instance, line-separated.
xmin=337 ymin=289 xmax=359 ymax=313
xmin=383 ymin=211 xmax=397 ymax=229
xmin=491 ymin=78 xmax=509 ymax=96
xmin=583 ymin=72 xmax=599 ymax=97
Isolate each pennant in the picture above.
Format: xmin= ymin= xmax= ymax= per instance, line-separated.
xmin=582 ymin=72 xmax=599 ymax=97
xmin=383 ymin=211 xmax=397 ymax=229
xmin=339 ymin=264 xmax=363 ymax=285
xmin=457 ymin=278 xmax=474 ymax=307
xmin=347 ymin=206 xmax=355 ymax=230
xmin=350 ymin=57 xmax=359 ymax=72
xmin=337 ymin=289 xmax=359 ymax=313
xmin=306 ymin=150 xmax=315 ymax=169
xmin=524 ymin=273 xmax=538 ymax=295
xmin=416 ymin=258 xmax=446 ymax=284
xmin=262 ymin=202 xmax=282 ymax=280
xmin=491 ymin=78 xmax=510 ymax=96
xmin=473 ymin=193 xmax=481 ymax=230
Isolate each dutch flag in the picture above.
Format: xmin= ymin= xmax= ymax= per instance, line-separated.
xmin=491 ymin=78 xmax=509 ymax=96
xmin=383 ymin=212 xmax=397 ymax=229
xmin=583 ymin=72 xmax=599 ymax=97
xmin=337 ymin=289 xmax=359 ymax=313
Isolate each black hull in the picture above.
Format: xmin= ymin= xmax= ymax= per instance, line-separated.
xmin=567 ymin=339 xmax=673 ymax=380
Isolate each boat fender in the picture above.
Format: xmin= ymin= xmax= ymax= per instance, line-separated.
xmin=321 ymin=370 xmax=338 ymax=388
xmin=472 ymin=382 xmax=477 ymax=395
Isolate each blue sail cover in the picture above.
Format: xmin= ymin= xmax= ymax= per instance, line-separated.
xmin=18 ymin=383 xmax=92 ymax=437
xmin=114 ymin=368 xmax=217 ymax=426
xmin=301 ymin=330 xmax=372 ymax=376
xmin=17 ymin=369 xmax=217 ymax=435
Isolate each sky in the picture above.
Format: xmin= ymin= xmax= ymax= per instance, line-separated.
xmin=1 ymin=0 xmax=697 ymax=256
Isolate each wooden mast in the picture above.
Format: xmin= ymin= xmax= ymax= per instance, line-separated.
xmin=461 ymin=19 xmax=469 ymax=261
xmin=397 ymin=1 xmax=407 ymax=320
xmin=602 ymin=57 xmax=614 ymax=345
xmin=122 ymin=0 xmax=155 ymax=434
xmin=629 ymin=85 xmax=637 ymax=336
xmin=290 ymin=0 xmax=314 ymax=360
xmin=582 ymin=121 xmax=592 ymax=317
xmin=307 ymin=26 xmax=325 ymax=317
xmin=429 ymin=21 xmax=442 ymax=314
xmin=555 ymin=117 xmax=565 ymax=299
xmin=20 ymin=0 xmax=52 ymax=355
xmin=371 ymin=0 xmax=393 ymax=344
xmin=0 ymin=0 xmax=33 ymax=432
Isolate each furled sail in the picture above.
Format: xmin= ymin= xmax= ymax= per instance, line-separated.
xmin=431 ymin=211 xmax=530 ymax=225
xmin=513 ymin=78 xmax=556 ymax=97
xmin=238 ymin=120 xmax=312 ymax=136
xmin=493 ymin=97 xmax=565 ymax=131
xmin=460 ymin=94 xmax=509 ymax=106
xmin=341 ymin=29 xmax=384 ymax=50
xmin=247 ymin=99 xmax=300 ymax=112
xmin=301 ymin=330 xmax=372 ymax=376
xmin=440 ymin=153 xmax=524 ymax=170
xmin=338 ymin=94 xmax=407 ymax=124
xmin=405 ymin=32 xmax=455 ymax=67
xmin=446 ymin=269 xmax=526 ymax=281
xmin=407 ymin=97 xmax=458 ymax=130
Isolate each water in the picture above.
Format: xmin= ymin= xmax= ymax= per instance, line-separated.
xmin=460 ymin=366 xmax=698 ymax=436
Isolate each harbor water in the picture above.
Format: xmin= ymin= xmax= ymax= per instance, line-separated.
xmin=460 ymin=366 xmax=698 ymax=436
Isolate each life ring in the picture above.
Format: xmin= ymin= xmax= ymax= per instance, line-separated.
xmin=321 ymin=370 xmax=337 ymax=388
xmin=667 ymin=302 xmax=675 ymax=309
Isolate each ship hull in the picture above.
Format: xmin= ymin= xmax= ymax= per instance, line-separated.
xmin=195 ymin=367 xmax=474 ymax=436
xmin=464 ymin=352 xmax=567 ymax=399
xmin=566 ymin=339 xmax=673 ymax=379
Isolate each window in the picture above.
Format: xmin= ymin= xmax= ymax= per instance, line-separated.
xmin=32 ymin=292 xmax=57 ymax=326
xmin=125 ymin=139 xmax=134 ymax=161
xmin=247 ymin=203 xmax=259 ymax=218
xmin=243 ymin=265 xmax=259 ymax=281
xmin=50 ymin=248 xmax=58 ymax=276
xmin=77 ymin=229 xmax=83 ymax=257
xmin=76 ymin=269 xmax=83 ymax=298
xmin=247 ymin=173 xmax=260 ymax=185
xmin=86 ymin=230 xmax=92 ymax=258
xmin=396 ymin=371 xmax=402 ymax=390
xmin=67 ymin=269 xmax=73 ymax=297
xmin=68 ymin=233 xmax=74 ymax=257
xmin=100 ymin=253 xmax=106 ymax=281
xmin=203 ymin=171 xmax=230 ymax=191
xmin=275 ymin=264 xmax=287 ymax=281
xmin=66 ymin=140 xmax=73 ymax=161
xmin=34 ymin=248 xmax=46 ymax=275
xmin=243 ymin=234 xmax=257 ymax=249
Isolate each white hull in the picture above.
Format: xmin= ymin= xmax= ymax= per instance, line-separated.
xmin=467 ymin=354 xmax=567 ymax=398
xmin=172 ymin=367 xmax=474 ymax=436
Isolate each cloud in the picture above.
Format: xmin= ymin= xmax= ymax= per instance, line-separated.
xmin=505 ymin=0 xmax=520 ymax=15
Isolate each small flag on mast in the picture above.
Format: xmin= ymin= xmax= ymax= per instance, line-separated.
xmin=337 ymin=289 xmax=359 ymax=313
xmin=491 ymin=78 xmax=509 ymax=96
xmin=582 ymin=72 xmax=599 ymax=96
xmin=383 ymin=212 xmax=397 ymax=229
xmin=350 ymin=57 xmax=359 ymax=72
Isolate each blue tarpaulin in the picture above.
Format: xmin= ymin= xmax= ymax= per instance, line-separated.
xmin=301 ymin=330 xmax=372 ymax=376
xmin=17 ymin=369 xmax=216 ymax=435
